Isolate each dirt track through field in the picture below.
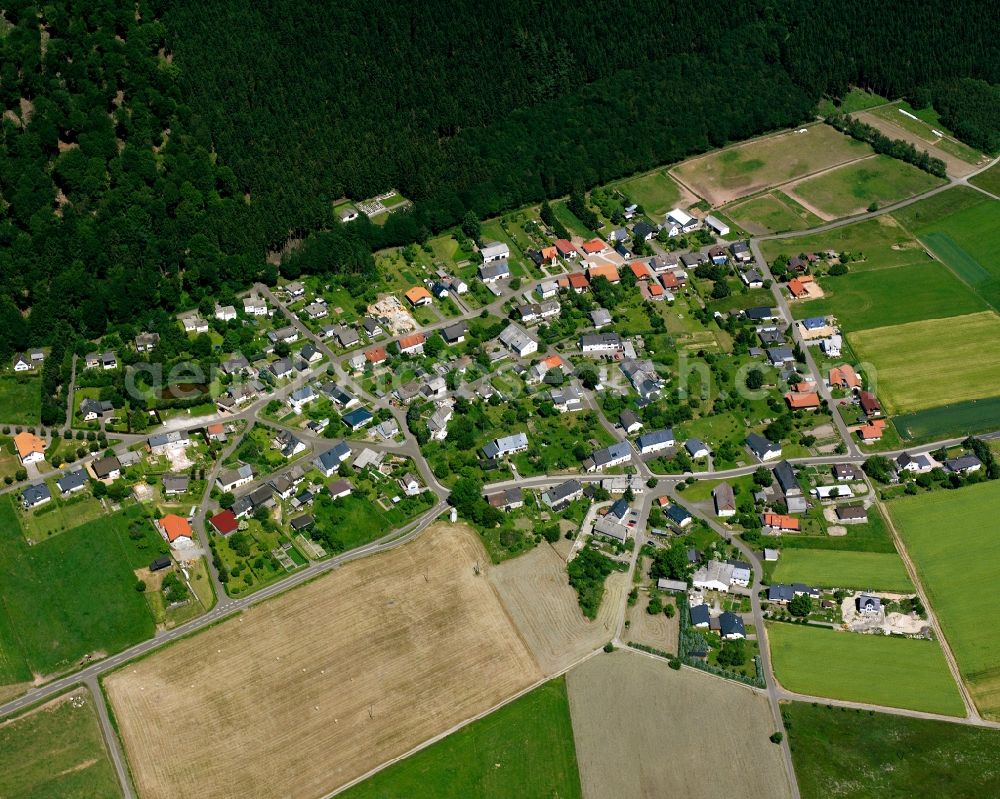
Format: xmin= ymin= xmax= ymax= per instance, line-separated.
xmin=105 ymin=523 xmax=541 ymax=799
xmin=567 ymin=650 xmax=792 ymax=799
xmin=489 ymin=543 xmax=626 ymax=674
xmin=855 ymin=112 xmax=981 ymax=177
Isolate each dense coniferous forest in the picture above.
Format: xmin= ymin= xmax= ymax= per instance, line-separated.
xmin=2 ymin=0 xmax=1000 ymax=357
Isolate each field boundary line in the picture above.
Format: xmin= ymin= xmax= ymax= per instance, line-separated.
xmin=323 ymin=646 xmax=605 ymax=798
xmin=876 ymin=498 xmax=979 ymax=720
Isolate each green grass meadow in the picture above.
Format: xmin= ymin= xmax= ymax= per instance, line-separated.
xmin=790 ymin=260 xmax=987 ymax=329
xmin=613 ymin=169 xmax=683 ymax=218
xmin=0 ymin=375 xmax=41 ymax=426
xmin=784 ymin=701 xmax=1000 ymax=799
xmin=761 ymin=216 xmax=927 ymax=270
xmin=0 ymin=688 xmax=121 ymax=799
xmin=890 ymin=481 xmax=1000 ymax=720
xmin=0 ymin=498 xmax=164 ymax=683
xmin=767 ymin=622 xmax=965 ymax=716
xmin=894 ymin=187 xmax=1000 ymax=309
xmin=771 ymin=549 xmax=912 ymax=592
xmin=726 ymin=192 xmax=823 ymax=234
xmin=789 ymin=155 xmax=944 ymax=218
xmin=339 ymin=678 xmax=582 ymax=799
xmin=970 ymin=161 xmax=1000 ymax=195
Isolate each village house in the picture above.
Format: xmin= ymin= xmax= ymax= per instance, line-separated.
xmin=157 ymin=514 xmax=193 ymax=544
xmin=314 ymin=441 xmax=352 ymax=476
xmin=216 ymin=463 xmax=254 ymax=492
xmin=637 ymin=429 xmax=674 ymax=455
xmin=404 ymin=286 xmax=433 ymax=308
xmin=685 ymin=439 xmax=710 ymax=460
xmin=243 ymin=296 xmax=269 ymax=316
xmin=580 ymin=332 xmax=623 ymax=354
xmin=181 ymin=313 xmax=209 ymax=333
xmin=664 ymin=208 xmax=699 ymax=237
xmin=398 ymin=332 xmax=426 ymax=356
xmin=713 ymin=482 xmax=736 ymax=517
xmin=692 ymin=560 xmax=735 ymax=592
xmin=482 ymin=432 xmax=529 ymax=459
xmin=541 ymin=479 xmax=584 ymax=509
xmin=585 ymin=441 xmax=632 ymax=471
xmin=479 ymin=260 xmax=511 ymax=283
xmin=498 ymin=323 xmax=538 ymax=357
xmin=480 ymin=241 xmax=509 ymax=263
xmin=215 ymin=304 xmax=237 ymax=321
xmin=620 ymin=410 xmax=643 ymax=434
xmin=21 ymin=483 xmax=51 ymax=509
xmin=747 ymin=433 xmax=781 ymax=461
xmin=14 ymin=431 xmax=45 ymax=465
xmin=486 ymin=487 xmax=523 ymax=511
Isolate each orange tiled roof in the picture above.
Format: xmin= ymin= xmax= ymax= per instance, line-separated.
xmin=785 ymin=391 xmax=821 ymax=409
xmin=763 ymin=513 xmax=800 ymax=530
xmin=829 ymin=364 xmax=861 ymax=389
xmin=581 ymin=238 xmax=607 ymax=254
xmin=405 ymin=286 xmax=432 ymax=304
xmin=159 ymin=514 xmax=193 ymax=542
xmin=398 ymin=332 xmax=426 ymax=350
xmin=13 ymin=432 xmax=44 ymax=460
xmin=586 ymin=263 xmax=620 ymax=282
xmin=629 ymin=262 xmax=651 ymax=280
xmin=365 ymin=347 xmax=387 ymax=362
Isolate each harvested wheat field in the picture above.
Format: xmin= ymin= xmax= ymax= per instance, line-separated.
xmin=105 ymin=523 xmax=541 ymax=799
xmin=490 ymin=542 xmax=626 ymax=674
xmin=567 ymin=650 xmax=792 ymax=799
xmin=626 ymin=593 xmax=679 ymax=654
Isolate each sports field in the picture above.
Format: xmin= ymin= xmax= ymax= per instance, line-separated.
xmin=788 ymin=155 xmax=944 ymax=218
xmin=671 ymin=125 xmax=869 ymax=206
xmin=761 ymin=216 xmax=927 ymax=270
xmin=849 ymin=311 xmax=1000 ymax=413
xmin=105 ymin=524 xmax=543 ymax=799
xmin=0 ymin=499 xmax=162 ymax=685
xmin=340 ymin=679 xmax=581 ymax=799
xmin=0 ymin=687 xmax=121 ymax=799
xmin=867 ymin=101 xmax=983 ymax=165
xmin=726 ymin=192 xmax=823 ymax=234
xmin=767 ymin=622 xmax=965 ymax=716
xmin=894 ymin=395 xmax=1000 ymax=442
xmin=771 ymin=549 xmax=912 ymax=592
xmin=890 ymin=481 xmax=1000 ymax=720
xmin=613 ymin=170 xmax=684 ymax=218
xmin=784 ymin=701 xmax=1000 ymax=799
xmin=0 ymin=375 xmax=41 ymax=426
xmin=790 ymin=260 xmax=987 ymax=329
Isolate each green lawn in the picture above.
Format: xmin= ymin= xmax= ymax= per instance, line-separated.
xmin=890 ymin=481 xmax=1000 ymax=720
xmin=849 ymin=311 xmax=1000 ymax=414
xmin=772 ymin=511 xmax=896 ymax=554
xmin=18 ymin=489 xmax=105 ymax=544
xmin=969 ymin=161 xmax=1000 ymax=196
xmin=339 ymin=678 xmax=581 ymax=799
xmin=897 ymin=189 xmax=1000 ymax=310
xmin=0 ymin=375 xmax=41 ymax=426
xmin=0 ymin=688 xmax=122 ymax=799
xmin=771 ymin=549 xmax=912 ymax=592
xmin=790 ymin=260 xmax=987 ymax=330
xmin=784 ymin=701 xmax=1000 ymax=799
xmin=789 ymin=155 xmax=944 ymax=218
xmin=868 ymin=101 xmax=983 ymax=165
xmin=767 ymin=622 xmax=965 ymax=716
xmin=551 ymin=200 xmax=594 ymax=238
xmin=761 ymin=216 xmax=926 ymax=270
xmin=726 ymin=192 xmax=824 ymax=234
xmin=0 ymin=498 xmax=164 ymax=683
xmin=612 ymin=169 xmax=683 ymax=217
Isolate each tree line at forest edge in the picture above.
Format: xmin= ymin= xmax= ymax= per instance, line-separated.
xmin=3 ymin=0 xmax=1000 ymax=366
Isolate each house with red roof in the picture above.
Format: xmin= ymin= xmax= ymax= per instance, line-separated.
xmin=581 ymin=238 xmax=608 ymax=256
xmin=785 ymin=391 xmax=821 ymax=410
xmin=558 ymin=273 xmax=590 ymax=293
xmin=859 ymin=391 xmax=882 ymax=417
xmin=629 ymin=262 xmax=652 ymax=281
xmin=398 ymin=332 xmax=426 ymax=355
xmin=365 ymin=346 xmax=388 ymax=364
xmin=209 ymin=509 xmax=239 ymax=536
xmin=829 ymin=364 xmax=861 ymax=390
xmin=555 ymin=239 xmax=577 ymax=258
xmin=858 ymin=419 xmax=887 ymax=442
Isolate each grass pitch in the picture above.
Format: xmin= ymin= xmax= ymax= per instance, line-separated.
xmin=784 ymin=701 xmax=1000 ymax=799
xmin=671 ymin=124 xmax=869 ymax=205
xmin=848 ymin=311 xmax=1000 ymax=413
xmin=771 ymin=549 xmax=912 ymax=592
xmin=0 ymin=687 xmax=121 ymax=799
xmin=767 ymin=622 xmax=964 ymax=716
xmin=890 ymin=481 xmax=1000 ymax=720
xmin=788 ymin=155 xmax=944 ymax=218
xmin=340 ymin=678 xmax=581 ymax=799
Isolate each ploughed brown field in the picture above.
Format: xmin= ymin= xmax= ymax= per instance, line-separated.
xmin=105 ymin=523 xmax=541 ymax=799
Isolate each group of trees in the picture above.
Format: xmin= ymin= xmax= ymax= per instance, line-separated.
xmin=3 ymin=1 xmax=1000 ymax=363
xmin=826 ymin=115 xmax=947 ymax=177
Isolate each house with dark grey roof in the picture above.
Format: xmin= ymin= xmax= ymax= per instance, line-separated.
xmin=542 ymin=479 xmax=583 ymax=509
xmin=944 ymin=455 xmax=982 ymax=474
xmin=665 ymin=504 xmax=692 ymax=527
xmin=747 ymin=433 xmax=781 ymax=461
xmin=21 ymin=483 xmax=52 ymax=509
xmin=719 ymin=611 xmax=745 ymax=639
xmin=314 ymin=441 xmax=352 ymax=476
xmin=713 ymin=482 xmax=736 ymax=517
xmin=636 ymin=428 xmax=674 ymax=454
xmin=835 ymin=505 xmax=869 ymax=524
xmin=57 ymin=469 xmax=88 ymax=495
xmin=620 ymin=410 xmax=643 ymax=434
xmin=857 ymin=594 xmax=881 ymax=615
xmin=162 ymin=474 xmax=190 ymax=495
xmin=586 ymin=441 xmax=632 ymax=471
xmin=689 ymin=604 xmax=711 ymax=628
xmin=685 ymin=438 xmax=710 ymax=459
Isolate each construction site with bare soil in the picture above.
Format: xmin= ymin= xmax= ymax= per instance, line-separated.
xmin=104 ymin=523 xmax=541 ymax=799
